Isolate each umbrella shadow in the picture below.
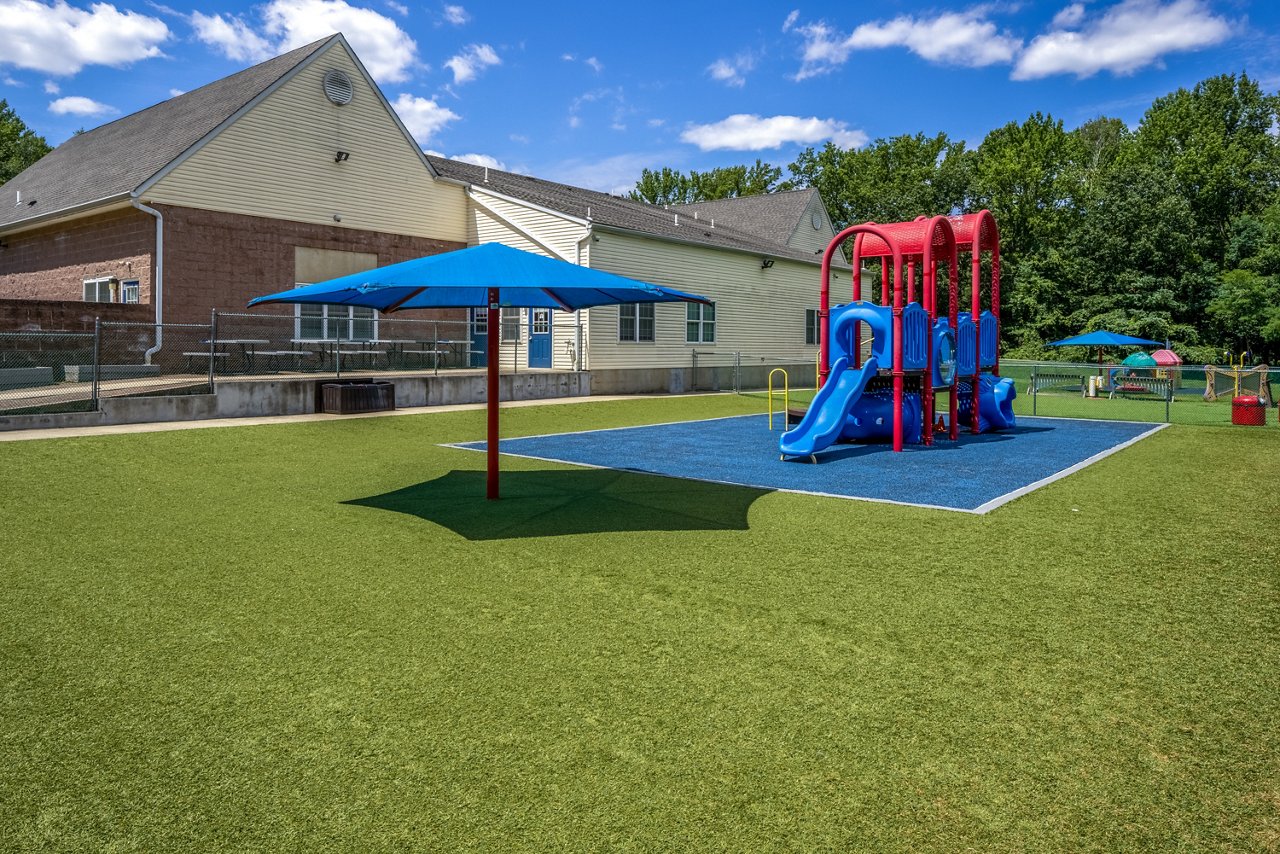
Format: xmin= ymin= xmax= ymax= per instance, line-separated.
xmin=343 ymin=468 xmax=770 ymax=540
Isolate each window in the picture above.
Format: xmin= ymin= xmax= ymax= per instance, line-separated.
xmin=530 ymin=308 xmax=550 ymax=335
xmin=83 ymin=277 xmax=117 ymax=303
xmin=618 ymin=303 xmax=654 ymax=342
xmin=805 ymin=308 xmax=819 ymax=345
xmin=501 ymin=307 xmax=522 ymax=342
xmin=686 ymin=302 xmax=715 ymax=343
xmin=471 ymin=309 xmax=488 ymax=335
xmin=296 ymin=304 xmax=378 ymax=340
xmin=121 ymin=280 xmax=140 ymax=304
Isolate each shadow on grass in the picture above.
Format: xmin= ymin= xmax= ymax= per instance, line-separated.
xmin=343 ymin=468 xmax=770 ymax=540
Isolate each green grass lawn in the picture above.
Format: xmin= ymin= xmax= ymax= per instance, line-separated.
xmin=2 ymin=395 xmax=1278 ymax=852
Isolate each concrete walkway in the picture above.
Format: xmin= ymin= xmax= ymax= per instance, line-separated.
xmin=0 ymin=393 xmax=699 ymax=443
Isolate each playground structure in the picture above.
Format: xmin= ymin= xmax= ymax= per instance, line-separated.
xmin=1204 ymin=358 xmax=1273 ymax=404
xmin=780 ymin=212 xmax=1016 ymax=460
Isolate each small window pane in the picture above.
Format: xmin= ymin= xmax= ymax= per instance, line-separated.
xmin=352 ymin=307 xmax=375 ymax=341
xmin=121 ymin=280 xmax=140 ymax=304
xmin=638 ymin=304 xmax=654 ymax=342
xmin=501 ymin=307 xmax=521 ymax=342
xmin=619 ymin=304 xmax=636 ymax=341
xmin=472 ymin=309 xmax=488 ymax=334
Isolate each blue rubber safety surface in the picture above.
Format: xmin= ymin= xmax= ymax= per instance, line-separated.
xmin=452 ymin=415 xmax=1165 ymax=513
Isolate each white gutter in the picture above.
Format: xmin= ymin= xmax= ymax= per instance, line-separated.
xmin=132 ymin=200 xmax=164 ymax=364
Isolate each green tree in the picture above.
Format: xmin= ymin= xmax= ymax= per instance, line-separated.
xmin=1125 ymin=73 xmax=1280 ymax=265
xmin=785 ymin=132 xmax=970 ymax=229
xmin=629 ymin=160 xmax=781 ymax=205
xmin=0 ymin=99 xmax=52 ymax=185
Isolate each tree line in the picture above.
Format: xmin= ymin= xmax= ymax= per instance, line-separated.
xmin=631 ymin=74 xmax=1280 ymax=363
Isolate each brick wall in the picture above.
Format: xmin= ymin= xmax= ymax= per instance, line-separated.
xmin=0 ymin=207 xmax=154 ymax=303
xmin=160 ymin=205 xmax=468 ymax=324
xmin=0 ymin=298 xmax=153 ymax=332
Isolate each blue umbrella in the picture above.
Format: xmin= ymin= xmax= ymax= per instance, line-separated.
xmin=1047 ymin=331 xmax=1161 ymax=347
xmin=249 ymin=243 xmax=710 ymax=500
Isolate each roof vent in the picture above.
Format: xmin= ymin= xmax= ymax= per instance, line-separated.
xmin=322 ymin=69 xmax=354 ymax=106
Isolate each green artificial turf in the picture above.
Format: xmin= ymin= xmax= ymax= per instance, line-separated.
xmin=2 ymin=395 xmax=1278 ymax=852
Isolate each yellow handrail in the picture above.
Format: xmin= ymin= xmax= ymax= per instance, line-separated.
xmin=768 ymin=368 xmax=789 ymax=431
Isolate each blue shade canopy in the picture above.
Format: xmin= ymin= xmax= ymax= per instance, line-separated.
xmin=1048 ymin=331 xmax=1162 ymax=347
xmin=248 ymin=242 xmax=710 ymax=312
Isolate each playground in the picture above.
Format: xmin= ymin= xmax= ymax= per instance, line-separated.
xmin=1 ymin=394 xmax=1278 ymax=851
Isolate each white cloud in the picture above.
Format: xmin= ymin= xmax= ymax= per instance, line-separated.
xmin=192 ymin=0 xmax=418 ymax=83
xmin=681 ymin=114 xmax=867 ymax=151
xmin=49 ymin=95 xmax=116 ymax=116
xmin=2 ymin=76 xmax=21 ymax=86
xmin=43 ymin=80 xmax=59 ymax=94
xmin=169 ymin=87 xmax=184 ymax=96
xmin=392 ymin=92 xmax=459 ymax=144
xmin=647 ymin=118 xmax=665 ymax=127
xmin=442 ymin=4 xmax=468 ymax=24
xmin=1051 ymin=3 xmax=1086 ymax=28
xmin=791 ymin=9 xmax=1021 ymax=80
xmin=585 ymin=56 xmax=603 ymax=73
xmin=707 ymin=52 xmax=756 ymax=87
xmin=782 ymin=9 xmax=799 ymax=32
xmin=385 ymin=0 xmax=407 ymax=15
xmin=547 ymin=152 xmax=668 ymax=195
xmin=452 ymin=152 xmax=504 ymax=169
xmin=1014 ymin=0 xmax=1231 ymax=80
xmin=509 ymin=133 xmax=529 ymax=143
xmin=0 ymin=0 xmax=169 ymax=75
xmin=190 ymin=11 xmax=273 ymax=62
xmin=444 ymin=43 xmax=499 ymax=84
xmin=561 ymin=52 xmax=575 ymax=61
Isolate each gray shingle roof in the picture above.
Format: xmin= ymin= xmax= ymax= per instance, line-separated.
xmin=0 ymin=36 xmax=336 ymax=232
xmin=674 ymin=189 xmax=819 ymax=247
xmin=428 ymin=156 xmax=834 ymax=266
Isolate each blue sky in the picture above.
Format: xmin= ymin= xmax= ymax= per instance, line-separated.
xmin=2 ymin=0 xmax=1278 ymax=193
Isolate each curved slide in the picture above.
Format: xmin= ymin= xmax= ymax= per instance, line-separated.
xmin=779 ymin=355 xmax=879 ymax=459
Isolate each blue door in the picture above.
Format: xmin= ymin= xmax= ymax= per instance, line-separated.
xmin=528 ymin=308 xmax=552 ymax=368
xmin=469 ymin=308 xmax=487 ymax=368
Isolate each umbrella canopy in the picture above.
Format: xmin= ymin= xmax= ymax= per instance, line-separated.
xmin=248 ymin=243 xmax=710 ymax=500
xmin=1047 ymin=331 xmax=1161 ymax=347
xmin=248 ymin=242 xmax=709 ymax=313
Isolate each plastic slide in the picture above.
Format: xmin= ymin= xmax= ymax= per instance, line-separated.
xmin=779 ymin=355 xmax=879 ymax=459
xmin=958 ymin=374 xmax=1017 ymax=432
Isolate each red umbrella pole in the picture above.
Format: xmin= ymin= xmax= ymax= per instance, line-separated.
xmin=486 ymin=287 xmax=500 ymax=500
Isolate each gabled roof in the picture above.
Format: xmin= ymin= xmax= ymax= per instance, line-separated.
xmin=674 ymin=188 xmax=823 ymax=247
xmin=0 ymin=35 xmax=338 ymax=232
xmin=428 ymin=156 xmax=837 ymax=266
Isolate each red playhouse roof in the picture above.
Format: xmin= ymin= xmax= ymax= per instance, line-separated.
xmin=1151 ymin=349 xmax=1182 ymax=366
xmin=855 ymin=211 xmax=998 ymax=259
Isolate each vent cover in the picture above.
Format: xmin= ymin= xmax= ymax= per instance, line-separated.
xmin=322 ymin=69 xmax=354 ymax=105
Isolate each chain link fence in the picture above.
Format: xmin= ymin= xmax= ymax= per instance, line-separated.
xmin=735 ymin=357 xmax=1277 ymax=428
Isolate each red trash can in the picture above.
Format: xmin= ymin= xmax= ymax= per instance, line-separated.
xmin=1231 ymin=395 xmax=1266 ymax=426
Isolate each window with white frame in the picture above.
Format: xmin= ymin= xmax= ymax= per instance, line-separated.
xmin=121 ymin=280 xmax=140 ymax=304
xmin=295 ymin=303 xmax=378 ymax=340
xmin=471 ymin=309 xmax=488 ymax=335
xmin=530 ymin=308 xmax=550 ymax=335
xmin=686 ymin=302 xmax=715 ymax=343
xmin=618 ymin=303 xmax=654 ymax=342
xmin=500 ymin=307 xmax=522 ymax=342
xmin=82 ymin=277 xmax=117 ymax=303
xmin=805 ymin=308 xmax=819 ymax=345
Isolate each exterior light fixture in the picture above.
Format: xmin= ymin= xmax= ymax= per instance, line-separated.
xmin=335 ymin=151 xmax=350 ymax=163
xmin=761 ymin=256 xmax=775 ymax=269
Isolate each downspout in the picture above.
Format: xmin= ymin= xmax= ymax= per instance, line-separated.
xmin=133 ymin=200 xmax=164 ymax=364
xmin=574 ymin=226 xmax=593 ymax=371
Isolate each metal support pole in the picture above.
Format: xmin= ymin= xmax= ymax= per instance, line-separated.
xmin=733 ymin=351 xmax=741 ymax=394
xmin=91 ymin=317 xmax=101 ymax=410
xmin=336 ymin=326 xmax=344 ymax=378
xmin=209 ymin=309 xmax=218 ymax=390
xmin=1032 ymin=362 xmax=1038 ymax=416
xmin=691 ymin=349 xmax=698 ymax=392
xmin=486 ymin=288 xmax=500 ymax=500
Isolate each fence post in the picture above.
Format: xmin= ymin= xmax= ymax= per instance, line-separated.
xmin=1031 ymin=362 xmax=1037 ymax=416
xmin=733 ymin=351 xmax=742 ymax=394
xmin=1166 ymin=373 xmax=1172 ymax=423
xmin=209 ymin=309 xmax=218 ymax=390
xmin=691 ymin=349 xmax=698 ymax=392
xmin=336 ymin=326 xmax=344 ymax=378
xmin=91 ymin=317 xmax=101 ymax=410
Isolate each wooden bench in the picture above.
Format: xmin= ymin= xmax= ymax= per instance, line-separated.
xmin=1110 ymin=375 xmax=1172 ymax=399
xmin=258 ymin=350 xmax=312 ymax=371
xmin=1028 ymin=372 xmax=1085 ymax=394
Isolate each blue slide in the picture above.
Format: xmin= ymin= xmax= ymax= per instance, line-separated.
xmin=779 ymin=355 xmax=879 ymax=459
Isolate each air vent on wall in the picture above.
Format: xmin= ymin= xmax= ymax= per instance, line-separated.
xmin=322 ymin=69 xmax=354 ymax=105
